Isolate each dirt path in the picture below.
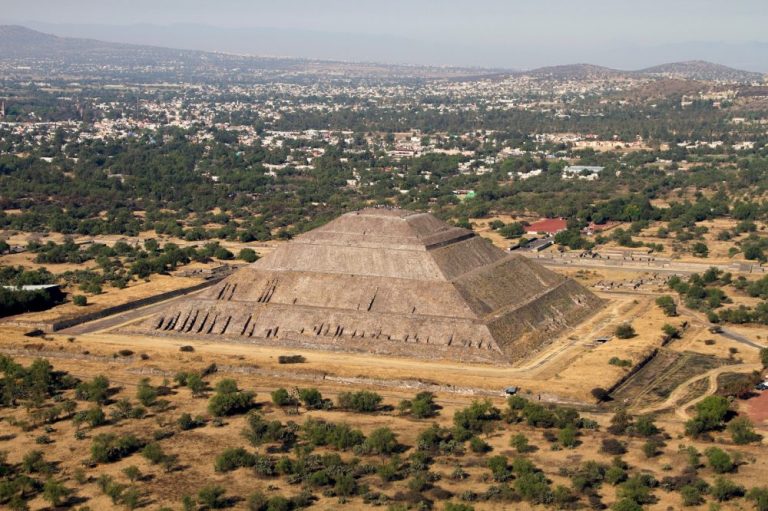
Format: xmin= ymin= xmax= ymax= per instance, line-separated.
xmin=635 ymin=363 xmax=762 ymax=420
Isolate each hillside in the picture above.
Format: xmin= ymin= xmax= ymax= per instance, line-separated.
xmin=640 ymin=60 xmax=764 ymax=82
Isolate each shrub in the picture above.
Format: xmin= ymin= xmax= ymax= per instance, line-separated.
xmin=136 ymin=378 xmax=158 ymax=407
xmin=91 ymin=433 xmax=142 ymax=463
xmin=655 ymin=295 xmax=677 ymax=316
xmin=591 ymin=387 xmax=611 ymax=402
xmin=615 ymin=323 xmax=636 ymax=339
xmin=711 ymin=476 xmax=745 ymax=501
xmin=469 ymin=436 xmax=491 ymax=453
xmin=177 ymin=413 xmax=204 ymax=431
xmin=208 ymin=379 xmax=255 ymax=416
xmin=297 ymin=387 xmax=325 ymax=409
xmin=487 ymin=455 xmax=511 ymax=482
xmin=661 ymin=323 xmax=681 ymax=338
xmin=142 ymin=442 xmax=167 ymax=464
xmin=600 ymin=438 xmax=627 ymax=455
xmin=360 ymin=427 xmax=398 ymax=455
xmin=198 ymin=485 xmax=227 ymax=509
xmin=728 ymin=416 xmax=761 ymax=444
xmin=510 ymin=433 xmax=532 ymax=453
xmin=238 ymin=248 xmax=259 ymax=263
xmin=685 ymin=395 xmax=729 ymax=437
xmin=747 ymin=487 xmax=768 ymax=511
xmin=337 ymin=390 xmax=382 ymax=413
xmin=43 ymin=478 xmax=71 ymax=507
xmin=214 ymin=447 xmax=256 ymax=472
xmin=271 ymin=388 xmax=298 ymax=407
xmin=399 ymin=391 xmax=439 ymax=419
xmin=277 ymin=355 xmax=305 ymax=364
xmin=680 ymin=485 xmax=704 ymax=506
xmin=444 ymin=503 xmax=475 ymax=511
xmin=75 ymin=375 xmax=110 ymax=404
xmin=73 ymin=295 xmax=87 ymax=306
xmin=609 ymin=357 xmax=632 ymax=368
xmin=453 ymin=399 xmax=501 ymax=438
xmin=179 ymin=345 xmax=195 ymax=352
xmin=642 ymin=439 xmax=663 ymax=458
xmin=705 ymin=447 xmax=734 ymax=474
xmin=558 ymin=425 xmax=579 ymax=448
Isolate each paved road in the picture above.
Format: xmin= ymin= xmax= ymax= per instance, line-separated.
xmin=60 ymin=289 xmax=205 ymax=335
xmin=523 ymin=254 xmax=763 ymax=277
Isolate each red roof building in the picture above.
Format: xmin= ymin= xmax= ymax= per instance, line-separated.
xmin=524 ymin=218 xmax=568 ymax=235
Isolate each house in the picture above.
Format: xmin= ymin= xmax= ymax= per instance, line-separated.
xmin=562 ymin=165 xmax=604 ymax=181
xmin=524 ymin=218 xmax=568 ymax=236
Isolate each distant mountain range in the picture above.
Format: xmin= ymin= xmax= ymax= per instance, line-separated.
xmin=525 ymin=62 xmax=764 ymax=82
xmin=0 ymin=25 xmax=764 ymax=83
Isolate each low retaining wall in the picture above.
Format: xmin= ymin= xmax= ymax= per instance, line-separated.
xmin=3 ymin=277 xmax=225 ymax=334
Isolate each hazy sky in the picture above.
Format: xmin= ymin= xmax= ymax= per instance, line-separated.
xmin=3 ymin=0 xmax=768 ymax=69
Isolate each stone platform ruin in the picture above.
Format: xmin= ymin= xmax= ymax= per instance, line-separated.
xmin=127 ymin=208 xmax=604 ymax=364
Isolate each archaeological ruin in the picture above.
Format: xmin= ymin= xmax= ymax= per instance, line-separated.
xmin=129 ymin=208 xmax=604 ymax=364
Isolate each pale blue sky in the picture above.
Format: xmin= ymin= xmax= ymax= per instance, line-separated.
xmin=3 ymin=0 xmax=767 ymax=69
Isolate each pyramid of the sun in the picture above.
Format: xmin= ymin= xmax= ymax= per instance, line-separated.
xmin=132 ymin=208 xmax=603 ymax=363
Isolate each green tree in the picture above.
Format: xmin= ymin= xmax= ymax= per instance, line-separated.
xmin=655 ymin=295 xmax=677 ymax=316
xmin=42 ymin=478 xmax=71 ymax=507
xmin=728 ymin=416 xmax=761 ymax=445
xmin=705 ymin=447 xmax=734 ymax=474
xmin=238 ymin=248 xmax=259 ymax=263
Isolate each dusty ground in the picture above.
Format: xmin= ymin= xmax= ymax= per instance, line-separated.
xmin=0 ymin=337 xmax=766 ymax=511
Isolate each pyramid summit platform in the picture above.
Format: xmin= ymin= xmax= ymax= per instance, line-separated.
xmin=129 ymin=208 xmax=603 ymax=364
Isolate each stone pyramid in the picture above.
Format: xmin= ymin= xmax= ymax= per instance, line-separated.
xmin=131 ymin=208 xmax=603 ymax=364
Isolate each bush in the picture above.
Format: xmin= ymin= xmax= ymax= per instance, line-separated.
xmin=91 ymin=433 xmax=142 ymax=463
xmin=73 ymin=295 xmax=87 ymax=306
xmin=297 ymin=388 xmax=325 ymax=409
xmin=642 ymin=439 xmax=663 ymax=458
xmin=136 ymin=378 xmax=158 ymax=407
xmin=177 ymin=413 xmax=204 ymax=431
xmin=728 ymin=416 xmax=761 ymax=444
xmin=655 ymin=295 xmax=677 ymax=316
xmin=600 ymin=438 xmax=627 ymax=455
xmin=510 ymin=433 xmax=532 ymax=453
xmin=360 ymin=427 xmax=398 ymax=455
xmin=208 ymin=379 xmax=255 ymax=416
xmin=179 ymin=345 xmax=195 ymax=352
xmin=685 ymin=395 xmax=729 ymax=437
xmin=747 ymin=487 xmax=768 ymax=511
xmin=399 ymin=391 xmax=439 ymax=419
xmin=238 ymin=248 xmax=259 ymax=263
xmin=609 ymin=357 xmax=632 ymax=368
xmin=214 ymin=447 xmax=257 ymax=472
xmin=558 ymin=425 xmax=579 ymax=448
xmin=337 ymin=390 xmax=382 ymax=413
xmin=198 ymin=485 xmax=227 ymax=509
xmin=705 ymin=447 xmax=734 ymax=473
xmin=615 ymin=323 xmax=636 ymax=339
xmin=469 ymin=436 xmax=491 ymax=453
xmin=487 ymin=455 xmax=511 ymax=482
xmin=591 ymin=387 xmax=611 ymax=402
xmin=75 ymin=375 xmax=110 ymax=404
xmin=271 ymin=388 xmax=298 ymax=407
xmin=680 ymin=485 xmax=704 ymax=506
xmin=142 ymin=442 xmax=166 ymax=464
xmin=711 ymin=477 xmax=745 ymax=501
xmin=277 ymin=355 xmax=305 ymax=364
